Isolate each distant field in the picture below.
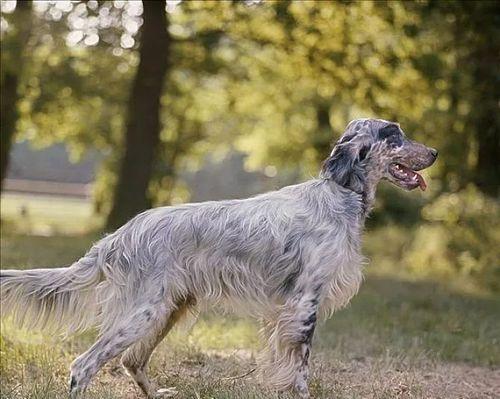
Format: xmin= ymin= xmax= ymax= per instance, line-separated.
xmin=1 ymin=192 xmax=99 ymax=235
xmin=1 ymin=196 xmax=499 ymax=398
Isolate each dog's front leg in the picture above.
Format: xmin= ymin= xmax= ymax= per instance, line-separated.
xmin=294 ymin=308 xmax=316 ymax=398
xmin=261 ymin=290 xmax=318 ymax=398
xmin=292 ymin=294 xmax=317 ymax=399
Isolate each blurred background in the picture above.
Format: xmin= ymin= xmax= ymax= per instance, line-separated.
xmin=0 ymin=2 xmax=499 ymax=398
xmin=2 ymin=0 xmax=498 ymax=293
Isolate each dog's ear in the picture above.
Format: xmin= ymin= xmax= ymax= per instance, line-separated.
xmin=321 ymin=142 xmax=369 ymax=193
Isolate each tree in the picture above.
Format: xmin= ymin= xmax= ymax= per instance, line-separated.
xmin=0 ymin=0 xmax=33 ymax=191
xmin=410 ymin=0 xmax=500 ymax=197
xmin=3 ymin=0 xmax=497 ymax=225
xmin=461 ymin=2 xmax=500 ymax=197
xmin=105 ymin=0 xmax=170 ymax=230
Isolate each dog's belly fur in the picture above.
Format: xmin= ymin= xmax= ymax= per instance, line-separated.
xmin=178 ymin=224 xmax=364 ymax=319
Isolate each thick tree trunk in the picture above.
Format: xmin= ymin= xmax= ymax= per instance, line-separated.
xmin=472 ymin=51 xmax=499 ymax=197
xmin=105 ymin=0 xmax=169 ymax=230
xmin=474 ymin=107 xmax=499 ymax=197
xmin=0 ymin=0 xmax=32 ymax=192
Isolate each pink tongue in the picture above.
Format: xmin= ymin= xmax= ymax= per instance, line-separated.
xmin=415 ymin=172 xmax=427 ymax=191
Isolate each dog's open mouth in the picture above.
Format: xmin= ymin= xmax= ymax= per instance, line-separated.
xmin=388 ymin=163 xmax=427 ymax=191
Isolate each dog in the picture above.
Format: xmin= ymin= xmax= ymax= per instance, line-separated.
xmin=0 ymin=118 xmax=437 ymax=398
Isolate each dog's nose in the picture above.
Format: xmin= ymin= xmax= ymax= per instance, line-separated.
xmin=430 ymin=148 xmax=438 ymax=158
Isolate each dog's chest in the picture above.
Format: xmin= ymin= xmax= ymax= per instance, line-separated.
xmin=313 ymin=225 xmax=364 ymax=318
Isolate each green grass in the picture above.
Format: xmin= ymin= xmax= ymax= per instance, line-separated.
xmin=1 ymin=197 xmax=499 ymax=398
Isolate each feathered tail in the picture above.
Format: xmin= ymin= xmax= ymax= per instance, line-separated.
xmin=0 ymin=247 xmax=102 ymax=335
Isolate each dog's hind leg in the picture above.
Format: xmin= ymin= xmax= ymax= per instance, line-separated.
xmin=69 ymin=302 xmax=173 ymax=398
xmin=121 ymin=300 xmax=192 ymax=398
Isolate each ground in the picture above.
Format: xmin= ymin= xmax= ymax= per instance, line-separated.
xmin=1 ymin=195 xmax=499 ymax=398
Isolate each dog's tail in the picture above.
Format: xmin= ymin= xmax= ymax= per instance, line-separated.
xmin=0 ymin=246 xmax=103 ymax=335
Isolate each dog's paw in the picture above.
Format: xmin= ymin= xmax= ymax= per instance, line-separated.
xmin=154 ymin=387 xmax=178 ymax=398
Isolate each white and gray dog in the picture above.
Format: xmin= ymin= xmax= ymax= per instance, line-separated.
xmin=0 ymin=118 xmax=437 ymax=398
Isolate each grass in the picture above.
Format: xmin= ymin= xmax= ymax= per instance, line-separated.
xmin=1 ymin=195 xmax=499 ymax=398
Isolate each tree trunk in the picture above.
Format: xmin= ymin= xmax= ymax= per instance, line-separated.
xmin=0 ymin=0 xmax=33 ymax=192
xmin=474 ymin=103 xmax=499 ymax=197
xmin=471 ymin=48 xmax=500 ymax=197
xmin=105 ymin=0 xmax=170 ymax=230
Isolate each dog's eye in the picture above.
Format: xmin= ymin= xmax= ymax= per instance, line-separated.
xmin=387 ymin=135 xmax=403 ymax=148
xmin=378 ymin=124 xmax=400 ymax=140
xmin=379 ymin=124 xmax=403 ymax=148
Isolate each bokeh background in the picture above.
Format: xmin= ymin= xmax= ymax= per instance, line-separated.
xmin=0 ymin=1 xmax=499 ymax=398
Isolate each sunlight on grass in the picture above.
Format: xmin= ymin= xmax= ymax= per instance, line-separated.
xmin=169 ymin=315 xmax=260 ymax=351
xmin=1 ymin=193 xmax=100 ymax=235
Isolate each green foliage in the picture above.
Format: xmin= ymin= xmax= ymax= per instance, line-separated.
xmin=2 ymin=0 xmax=497 ymax=197
xmin=411 ymin=187 xmax=500 ymax=292
xmin=365 ymin=187 xmax=500 ymax=294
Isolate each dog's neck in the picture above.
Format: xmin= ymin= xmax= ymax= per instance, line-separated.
xmin=360 ymin=183 xmax=377 ymax=219
xmin=323 ymin=167 xmax=382 ymax=221
xmin=360 ymin=164 xmax=385 ymax=218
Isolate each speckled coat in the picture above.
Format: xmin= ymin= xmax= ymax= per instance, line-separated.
xmin=0 ymin=118 xmax=437 ymax=399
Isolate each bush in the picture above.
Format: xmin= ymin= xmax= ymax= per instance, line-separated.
xmin=405 ymin=186 xmax=500 ymax=293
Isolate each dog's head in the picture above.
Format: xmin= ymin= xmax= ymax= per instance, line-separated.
xmin=320 ymin=118 xmax=438 ymax=193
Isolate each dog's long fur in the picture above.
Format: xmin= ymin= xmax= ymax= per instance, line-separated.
xmin=0 ymin=118 xmax=437 ymax=398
